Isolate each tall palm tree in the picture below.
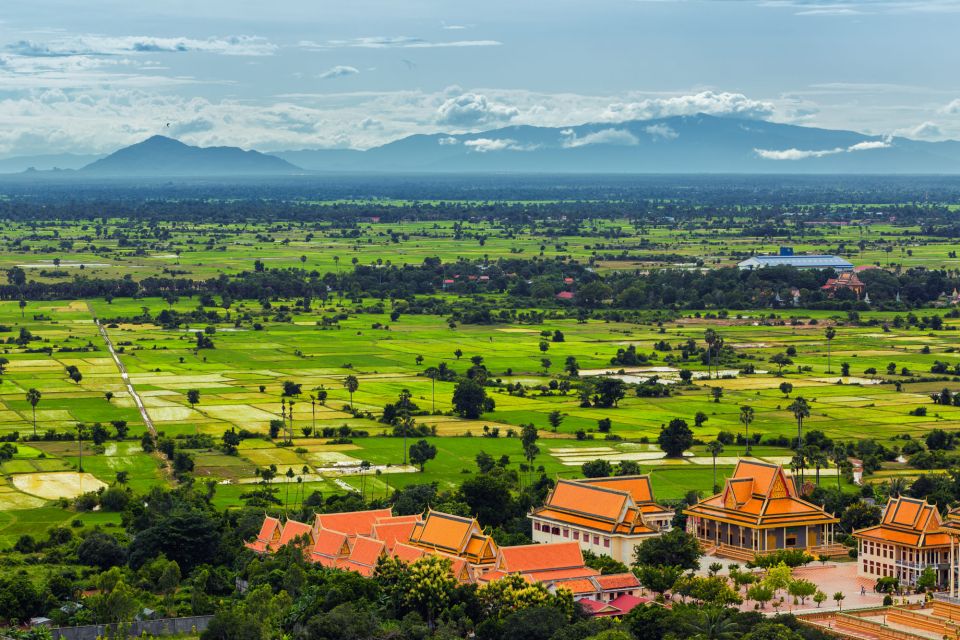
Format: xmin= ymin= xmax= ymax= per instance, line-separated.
xmin=825 ymin=327 xmax=837 ymax=374
xmin=343 ymin=375 xmax=359 ymax=407
xmin=791 ymin=451 xmax=808 ymax=486
xmin=704 ymin=329 xmax=718 ymax=380
xmin=26 ymin=388 xmax=41 ymax=437
xmin=739 ymin=405 xmax=755 ymax=455
xmin=707 ymin=440 xmax=724 ymax=493
xmin=830 ymin=447 xmax=847 ymax=492
xmin=788 ymin=397 xmax=810 ymax=449
xmin=810 ymin=448 xmax=829 ymax=486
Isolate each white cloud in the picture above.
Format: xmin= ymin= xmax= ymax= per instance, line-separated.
xmin=602 ymin=91 xmax=777 ymax=122
xmin=300 ymin=36 xmax=500 ymax=50
xmin=645 ymin=123 xmax=679 ymax=140
xmin=438 ymin=136 xmax=459 ymax=145
xmin=561 ymin=128 xmax=639 ymax=148
xmin=943 ymin=99 xmax=960 ymax=114
xmin=895 ymin=121 xmax=943 ymax=139
xmin=318 ymin=65 xmax=359 ymax=80
xmin=755 ymin=138 xmax=891 ymax=160
xmin=463 ymin=138 xmax=536 ymax=152
xmin=436 ymin=92 xmax=519 ymax=127
xmin=6 ymin=35 xmax=277 ymax=57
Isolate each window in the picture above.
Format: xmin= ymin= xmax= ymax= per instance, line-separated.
xmin=562 ymin=529 xmax=569 ymax=538
xmin=573 ymin=532 xmax=579 ymax=541
xmin=786 ymin=535 xmax=797 ymax=547
xmin=603 ymin=538 xmax=610 ymax=548
xmin=533 ymin=522 xmax=540 ymax=531
xmin=593 ymin=535 xmax=600 ymax=545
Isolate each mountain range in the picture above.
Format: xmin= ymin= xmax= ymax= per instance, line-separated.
xmin=4 ymin=114 xmax=960 ymax=175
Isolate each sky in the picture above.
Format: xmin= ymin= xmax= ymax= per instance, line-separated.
xmin=0 ymin=0 xmax=958 ymax=157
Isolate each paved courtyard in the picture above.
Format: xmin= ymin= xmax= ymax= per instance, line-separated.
xmin=695 ymin=556 xmax=925 ymax=614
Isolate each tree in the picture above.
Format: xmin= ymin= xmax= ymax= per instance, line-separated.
xmin=343 ymin=374 xmax=359 ymax=406
xmin=704 ymin=329 xmax=718 ymax=379
xmin=825 ymin=327 xmax=836 ymax=373
xmin=788 ymin=397 xmax=810 ymax=449
xmin=769 ymin=353 xmax=793 ymax=376
xmin=658 ymin=418 xmax=693 ymax=458
xmin=707 ymin=440 xmax=724 ymax=492
xmin=747 ymin=583 xmax=774 ymax=609
xmin=521 ymin=423 xmax=539 ymax=468
xmin=547 ymin=410 xmax=564 ymax=431
xmin=409 ymin=439 xmax=437 ymax=472
xmin=739 ymin=405 xmax=755 ymax=453
xmin=694 ymin=411 xmax=709 ymax=427
xmin=634 ymin=564 xmax=682 ymax=597
xmin=104 ymin=391 xmax=114 ymax=403
xmin=683 ymin=607 xmax=738 ymax=640
xmin=813 ymin=590 xmax=828 ymax=607
xmin=77 ymin=531 xmax=126 ymax=570
xmin=582 ymin=459 xmax=614 ymax=478
xmin=779 ymin=382 xmax=793 ymax=398
xmin=788 ymin=578 xmax=817 ymax=604
xmin=593 ymin=377 xmax=626 ymax=408
xmin=452 ymin=378 xmax=492 ymax=419
xmin=710 ymin=386 xmax=723 ymax=403
xmin=916 ymin=566 xmax=937 ymax=593
xmin=187 ymin=388 xmax=201 ymax=409
xmin=25 ymin=388 xmax=41 ymax=437
xmin=833 ymin=591 xmax=845 ymax=610
xmin=634 ymin=529 xmax=702 ymax=571
xmin=840 ymin=502 xmax=882 ymax=533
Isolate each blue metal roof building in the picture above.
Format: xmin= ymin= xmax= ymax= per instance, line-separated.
xmin=737 ymin=255 xmax=854 ymax=271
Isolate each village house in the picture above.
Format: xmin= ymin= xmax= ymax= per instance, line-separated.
xmin=821 ymin=271 xmax=866 ymax=298
xmin=529 ymin=475 xmax=674 ymax=566
xmin=683 ymin=460 xmax=844 ymax=561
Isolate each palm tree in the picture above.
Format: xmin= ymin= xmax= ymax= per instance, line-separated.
xmin=788 ymin=397 xmax=810 ymax=449
xmin=26 ymin=388 xmax=41 ymax=437
xmin=285 ymin=467 xmax=294 ymax=514
xmin=830 ymin=447 xmax=847 ymax=492
xmin=887 ymin=476 xmax=908 ymax=498
xmin=343 ymin=375 xmax=359 ymax=407
xmin=684 ymin=608 xmax=738 ymax=640
xmin=739 ymin=405 xmax=755 ymax=455
xmin=309 ymin=394 xmax=317 ymax=436
xmin=791 ymin=451 xmax=808 ymax=485
xmin=424 ymin=367 xmax=439 ymax=412
xmin=707 ymin=440 xmax=724 ymax=493
xmin=704 ymin=329 xmax=718 ymax=379
xmin=824 ymin=327 xmax=837 ymax=374
xmin=810 ymin=448 xmax=829 ymax=486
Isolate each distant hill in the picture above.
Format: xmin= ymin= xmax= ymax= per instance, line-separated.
xmin=274 ymin=114 xmax=960 ymax=174
xmin=81 ymin=136 xmax=301 ymax=176
xmin=0 ymin=153 xmax=104 ymax=173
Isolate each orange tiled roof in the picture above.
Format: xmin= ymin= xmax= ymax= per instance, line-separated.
xmin=683 ymin=461 xmax=837 ymax=528
xmin=278 ymin=519 xmax=313 ymax=546
xmin=408 ymin=510 xmax=498 ymax=563
xmin=551 ymin=578 xmax=597 ymax=595
xmin=525 ymin=567 xmax=600 ymax=582
xmin=855 ymin=496 xmax=949 ymax=549
xmin=345 ymin=536 xmax=386 ymax=568
xmin=372 ymin=520 xmax=420 ymax=551
xmin=498 ymin=541 xmax=586 ymax=574
xmin=595 ymin=573 xmax=641 ymax=590
xmin=310 ymin=528 xmax=350 ymax=561
xmin=314 ymin=508 xmax=394 ymax=537
xmin=245 ymin=515 xmax=282 ymax=553
xmin=531 ymin=476 xmax=673 ymax=536
xmin=391 ymin=542 xmax=428 ymax=563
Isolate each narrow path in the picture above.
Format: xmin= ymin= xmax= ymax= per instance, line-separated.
xmin=88 ymin=304 xmax=173 ymax=481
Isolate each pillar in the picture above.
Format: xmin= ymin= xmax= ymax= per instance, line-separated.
xmin=951 ymin=536 xmax=955 ymax=598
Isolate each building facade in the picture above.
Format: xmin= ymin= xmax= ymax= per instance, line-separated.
xmin=738 ymin=255 xmax=854 ymax=271
xmin=529 ymin=475 xmax=674 ymax=566
xmin=683 ymin=461 xmax=843 ymax=561
xmin=854 ymin=496 xmax=951 ymax=588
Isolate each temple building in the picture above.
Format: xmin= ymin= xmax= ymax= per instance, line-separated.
xmin=246 ymin=508 xmax=497 ymax=580
xmin=407 ymin=509 xmax=499 ymax=569
xmin=529 ymin=476 xmax=674 ymax=565
xmin=477 ymin=541 xmax=644 ymax=614
xmin=821 ymin=272 xmax=866 ymax=298
xmin=853 ymin=496 xmax=952 ymax=588
xmin=683 ymin=461 xmax=843 ymax=561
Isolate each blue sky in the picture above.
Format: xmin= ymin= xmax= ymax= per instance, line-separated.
xmin=0 ymin=0 xmax=958 ymax=156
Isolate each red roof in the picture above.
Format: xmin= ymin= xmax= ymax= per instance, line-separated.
xmin=596 ymin=573 xmax=641 ymax=590
xmin=498 ymin=541 xmax=585 ymax=574
xmin=314 ymin=508 xmax=394 ymax=537
xmin=278 ymin=520 xmax=312 ymax=546
xmin=555 ymin=291 xmax=575 ymax=300
xmin=609 ymin=593 xmax=648 ymax=613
